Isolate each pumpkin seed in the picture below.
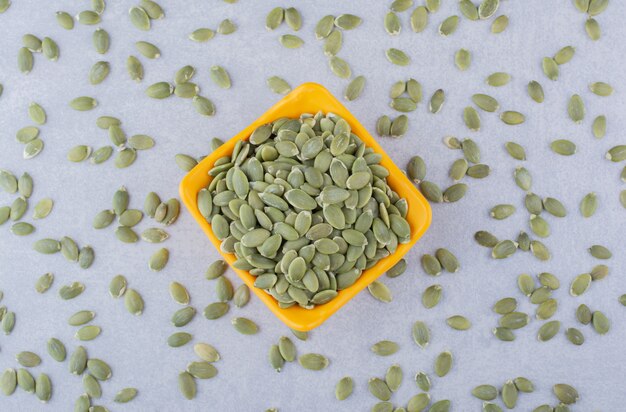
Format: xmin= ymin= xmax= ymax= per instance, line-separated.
xmin=577 ymin=304 xmax=592 ymax=325
xmin=500 ymin=312 xmax=529 ymax=329
xmin=502 ymin=380 xmax=518 ymax=408
xmin=592 ymin=115 xmax=606 ymax=138
xmin=11 ymin=222 xmax=34 ymax=236
xmin=371 ymin=340 xmax=399 ymax=356
xmin=69 ymin=310 xmax=95 ymax=326
xmin=136 ymin=41 xmax=160 ymax=58
xmin=299 ymin=353 xmax=329 ymax=370
xmin=315 ymin=15 xmax=335 ymax=39
xmin=420 ymin=181 xmax=443 ymax=203
xmin=129 ymin=6 xmax=150 ymax=30
xmin=76 ymin=325 xmax=101 ymax=341
xmin=16 ymin=351 xmax=41 ymax=367
xmin=472 ymin=94 xmax=498 ymax=112
xmin=77 ymin=10 xmax=100 ymax=25
xmin=69 ymin=96 xmax=97 ymax=111
xmin=454 ymin=48 xmax=471 ymax=70
xmin=124 ymin=288 xmax=144 ymax=315
xmin=266 ymin=7 xmax=284 ymax=30
xmin=472 ymin=385 xmax=498 ymax=401
xmin=33 ymin=238 xmax=61 ymax=254
xmin=17 ymin=369 xmax=35 ymax=393
xmin=69 ymin=346 xmax=87 ymax=375
xmin=368 ymin=377 xmax=392 ymax=401
xmin=536 ymin=299 xmax=558 ymax=320
xmin=189 ymin=28 xmax=215 ymax=42
xmin=203 ymin=302 xmax=229 ymax=319
xmin=335 ymin=376 xmax=353 ymax=400
xmin=172 ymin=307 xmax=196 ymax=327
xmin=194 ymin=343 xmax=220 ymax=363
xmin=500 ymin=111 xmax=525 ymax=125
xmin=148 ymin=248 xmax=169 ymax=271
xmin=284 ymin=7 xmax=301 ymax=30
xmin=344 ymin=76 xmax=366 ymax=101
xmin=35 ymin=373 xmax=51 ymax=402
xmin=537 ymin=320 xmax=560 ymax=341
xmin=580 ymin=192 xmax=597 ymax=217
xmin=59 ymin=282 xmax=85 ymax=300
xmin=422 ymin=254 xmax=442 ymax=276
xmin=568 ymin=94 xmax=585 ymax=123
xmin=386 ymin=48 xmax=410 ymax=66
xmin=494 ymin=297 xmax=517 ymax=314
xmin=439 ymin=15 xmax=459 ymax=36
xmin=187 ymin=361 xmax=217 ymax=379
xmin=93 ymin=28 xmax=110 ymax=54
xmin=527 ymin=80 xmax=544 ymax=103
xmin=422 ymin=284 xmax=442 ymax=308
xmin=410 ymin=6 xmax=428 ymax=32
xmin=329 ymin=56 xmax=351 ymax=78
xmin=493 ymin=326 xmax=515 ymax=341
xmin=429 ymin=89 xmax=445 ymax=113
xmin=35 ymin=272 xmax=54 ymax=293
xmin=217 ymin=19 xmax=237 ymax=34
xmin=446 ymin=315 xmax=471 ymax=330
xmin=589 ymin=244 xmax=611 ymax=259
xmin=169 ymin=282 xmax=190 ymax=305
xmin=553 ymin=384 xmax=579 ymax=404
xmin=390 ymin=114 xmax=409 ymax=137
xmin=231 ymin=317 xmax=258 ymax=334
xmin=592 ymin=311 xmax=610 ymax=334
xmin=127 ymin=56 xmax=144 ymax=81
xmin=267 ymin=76 xmax=291 ymax=95
xmin=542 ymin=57 xmax=559 ymax=80
xmin=334 ymin=14 xmax=362 ymax=30
xmin=492 ymin=240 xmax=517 ymax=259
xmin=566 ymin=328 xmax=585 ymax=345
xmin=233 ymin=284 xmax=250 ymax=308
xmin=585 ymin=18 xmax=601 ymax=40
xmin=142 ymin=0 xmax=163 ymax=18
xmin=434 ymin=351 xmax=452 ymax=377
xmin=168 ymin=332 xmax=192 ymax=347
xmin=384 ymin=13 xmax=402 ymax=38
xmin=57 ymin=11 xmax=74 ymax=29
xmin=178 ymin=371 xmax=196 ymax=399
xmin=491 ymin=14 xmax=508 ymax=33
xmin=412 ymin=321 xmax=430 ymax=348
xmin=368 ymin=281 xmax=393 ymax=303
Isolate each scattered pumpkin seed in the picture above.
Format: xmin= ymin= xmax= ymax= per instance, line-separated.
xmin=299 ymin=353 xmax=329 ymax=370
xmin=371 ymin=340 xmax=399 ymax=356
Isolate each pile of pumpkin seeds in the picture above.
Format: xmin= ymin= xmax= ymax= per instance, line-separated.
xmin=0 ymin=0 xmax=624 ymax=410
xmin=198 ymin=111 xmax=412 ymax=309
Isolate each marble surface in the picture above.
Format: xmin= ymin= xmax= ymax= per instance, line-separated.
xmin=0 ymin=0 xmax=624 ymax=410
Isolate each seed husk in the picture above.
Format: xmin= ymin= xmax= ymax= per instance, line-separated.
xmin=434 ymin=351 xmax=452 ymax=377
xmin=446 ymin=315 xmax=471 ymax=330
xmin=231 ymin=317 xmax=258 ymax=335
xmin=592 ymin=311 xmax=610 ymax=334
xmin=439 ymin=15 xmax=459 ymax=36
xmin=585 ymin=18 xmax=601 ymax=40
xmin=422 ymin=284 xmax=442 ymax=309
xmin=386 ymin=48 xmax=410 ymax=66
xmin=299 ymin=353 xmax=329 ymax=370
xmin=412 ymin=321 xmax=430 ymax=348
xmin=537 ymin=320 xmax=560 ymax=341
xmin=553 ymin=384 xmax=579 ymax=404
xmin=580 ymin=192 xmax=597 ymax=217
xmin=335 ymin=376 xmax=353 ymax=400
xmin=371 ymin=340 xmax=399 ymax=356
xmin=368 ymin=377 xmax=392 ymax=401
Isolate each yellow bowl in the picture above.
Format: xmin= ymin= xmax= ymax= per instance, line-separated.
xmin=179 ymin=82 xmax=431 ymax=331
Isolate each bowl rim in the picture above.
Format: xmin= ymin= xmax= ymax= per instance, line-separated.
xmin=179 ymin=82 xmax=432 ymax=331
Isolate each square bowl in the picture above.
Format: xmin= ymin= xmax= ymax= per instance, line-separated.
xmin=180 ymin=82 xmax=431 ymax=331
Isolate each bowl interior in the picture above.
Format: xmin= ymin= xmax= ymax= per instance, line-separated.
xmin=179 ymin=82 xmax=432 ymax=331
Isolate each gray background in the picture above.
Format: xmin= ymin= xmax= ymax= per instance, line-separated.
xmin=0 ymin=0 xmax=625 ymax=411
